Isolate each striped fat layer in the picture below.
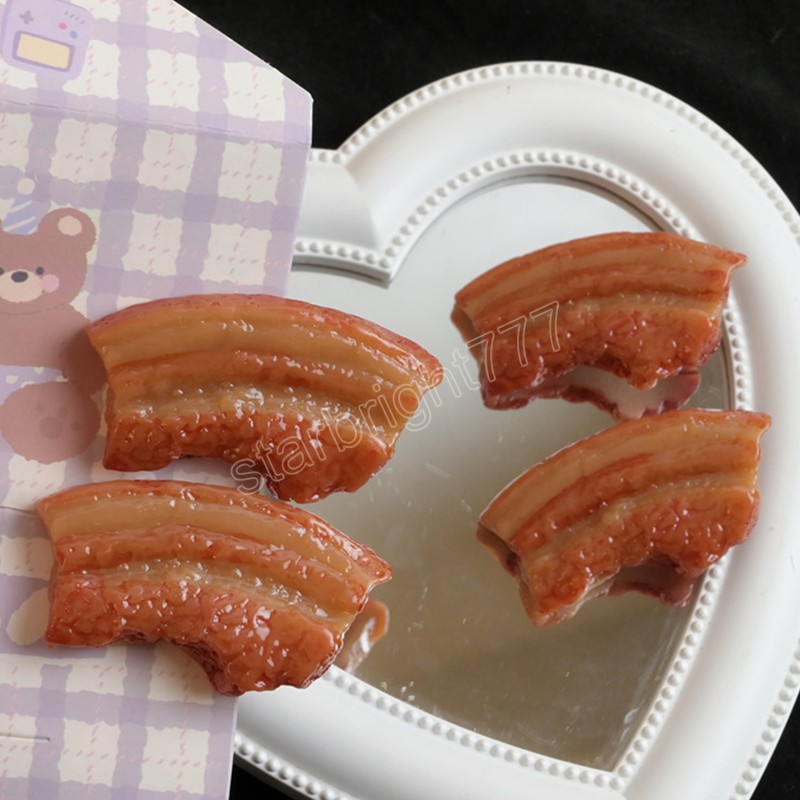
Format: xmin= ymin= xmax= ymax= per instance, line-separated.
xmin=524 ymin=472 xmax=757 ymax=567
xmin=37 ymin=481 xmax=391 ymax=586
xmin=89 ymin=295 xmax=440 ymax=392
xmin=457 ymin=232 xmax=744 ymax=319
xmin=472 ymin=265 xmax=733 ymax=332
xmin=107 ymin=351 xmax=410 ymax=437
xmin=482 ymin=410 xmax=770 ymax=541
xmin=508 ymin=439 xmax=760 ymax=558
xmin=53 ymin=526 xmax=368 ymax=627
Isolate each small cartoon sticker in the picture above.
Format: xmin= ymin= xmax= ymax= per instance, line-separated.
xmin=0 ymin=0 xmax=94 ymax=79
xmin=0 ymin=180 xmax=103 ymax=464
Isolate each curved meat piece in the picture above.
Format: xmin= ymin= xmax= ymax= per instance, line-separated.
xmin=37 ymin=480 xmax=392 ymax=695
xmin=452 ymin=232 xmax=745 ymax=417
xmin=88 ymin=294 xmax=443 ymax=503
xmin=478 ymin=409 xmax=770 ymax=626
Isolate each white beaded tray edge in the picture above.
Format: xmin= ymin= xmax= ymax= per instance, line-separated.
xmin=235 ymin=62 xmax=800 ymax=800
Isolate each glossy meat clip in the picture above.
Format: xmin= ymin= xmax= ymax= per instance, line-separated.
xmin=452 ymin=232 xmax=745 ymax=418
xmin=37 ymin=480 xmax=392 ymax=695
xmin=88 ymin=294 xmax=443 ymax=503
xmin=478 ymin=409 xmax=770 ymax=625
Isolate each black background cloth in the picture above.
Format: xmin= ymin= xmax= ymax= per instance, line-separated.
xmin=177 ymin=2 xmax=800 ymax=798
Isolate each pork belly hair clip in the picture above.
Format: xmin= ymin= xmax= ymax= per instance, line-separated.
xmin=452 ymin=231 xmax=745 ymax=419
xmin=478 ymin=408 xmax=770 ymax=626
xmin=37 ymin=480 xmax=391 ymax=695
xmin=87 ymin=294 xmax=443 ymax=503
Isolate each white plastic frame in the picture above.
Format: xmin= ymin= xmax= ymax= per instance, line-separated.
xmin=236 ymin=62 xmax=800 ymax=800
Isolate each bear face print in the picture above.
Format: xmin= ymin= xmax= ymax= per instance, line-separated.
xmin=0 ymin=207 xmax=96 ymax=314
xmin=0 ymin=207 xmax=103 ymax=390
xmin=0 ymin=263 xmax=61 ymax=304
xmin=0 ymin=206 xmax=105 ymax=465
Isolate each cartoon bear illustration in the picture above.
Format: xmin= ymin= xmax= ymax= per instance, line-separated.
xmin=0 ymin=207 xmax=104 ymax=463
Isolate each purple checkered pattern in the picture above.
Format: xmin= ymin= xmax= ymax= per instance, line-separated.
xmin=0 ymin=0 xmax=312 ymax=509
xmin=0 ymin=0 xmax=312 ymax=796
xmin=0 ymin=507 xmax=237 ymax=799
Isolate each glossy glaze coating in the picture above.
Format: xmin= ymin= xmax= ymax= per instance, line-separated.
xmin=453 ymin=232 xmax=744 ymax=417
xmin=38 ymin=480 xmax=391 ymax=694
xmin=478 ymin=409 xmax=770 ymax=625
xmin=88 ymin=294 xmax=443 ymax=502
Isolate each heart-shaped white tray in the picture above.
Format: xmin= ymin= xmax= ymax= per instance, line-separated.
xmin=234 ymin=62 xmax=800 ymax=800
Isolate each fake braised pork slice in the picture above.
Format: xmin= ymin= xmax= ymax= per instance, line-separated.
xmin=37 ymin=480 xmax=392 ymax=695
xmin=87 ymin=294 xmax=443 ymax=503
xmin=478 ymin=409 xmax=770 ymax=626
xmin=452 ymin=232 xmax=745 ymax=419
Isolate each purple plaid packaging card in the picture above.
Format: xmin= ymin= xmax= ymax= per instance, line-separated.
xmin=0 ymin=0 xmax=312 ymax=797
xmin=0 ymin=507 xmax=237 ymax=799
xmin=0 ymin=0 xmax=312 ymax=509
